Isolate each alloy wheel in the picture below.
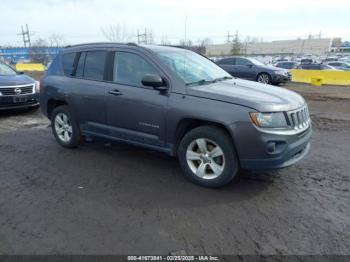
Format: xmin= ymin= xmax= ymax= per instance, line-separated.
xmin=54 ymin=113 xmax=73 ymax=143
xmin=186 ymin=138 xmax=225 ymax=180
xmin=257 ymin=74 xmax=270 ymax=84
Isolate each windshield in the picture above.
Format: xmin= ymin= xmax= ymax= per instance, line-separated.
xmin=247 ymin=58 xmax=266 ymax=66
xmin=155 ymin=49 xmax=231 ymax=85
xmin=0 ymin=63 xmax=17 ymax=76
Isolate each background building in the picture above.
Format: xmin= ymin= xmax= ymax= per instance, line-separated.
xmin=0 ymin=47 xmax=61 ymax=64
xmin=206 ymin=38 xmax=340 ymax=57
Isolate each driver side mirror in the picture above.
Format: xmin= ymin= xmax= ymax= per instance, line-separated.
xmin=246 ymin=63 xmax=254 ymax=68
xmin=142 ymin=74 xmax=168 ymax=91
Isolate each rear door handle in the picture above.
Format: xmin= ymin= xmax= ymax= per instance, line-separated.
xmin=108 ymin=89 xmax=123 ymax=96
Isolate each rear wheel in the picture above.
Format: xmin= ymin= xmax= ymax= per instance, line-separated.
xmin=178 ymin=126 xmax=239 ymax=188
xmin=51 ymin=105 xmax=81 ymax=148
xmin=257 ymin=73 xmax=271 ymax=84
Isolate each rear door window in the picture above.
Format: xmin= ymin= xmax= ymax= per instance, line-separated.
xmin=62 ymin=52 xmax=77 ymax=76
xmin=83 ymin=51 xmax=108 ymax=81
xmin=218 ymin=58 xmax=235 ymax=65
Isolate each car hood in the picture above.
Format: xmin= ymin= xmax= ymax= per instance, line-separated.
xmin=0 ymin=74 xmax=35 ymax=86
xmin=261 ymin=64 xmax=286 ymax=71
xmin=187 ymin=78 xmax=306 ymax=112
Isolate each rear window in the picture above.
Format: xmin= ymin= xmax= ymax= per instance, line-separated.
xmin=83 ymin=51 xmax=107 ymax=81
xmin=61 ymin=52 xmax=77 ymax=76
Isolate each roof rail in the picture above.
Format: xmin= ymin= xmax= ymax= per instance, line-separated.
xmin=64 ymin=42 xmax=138 ymax=49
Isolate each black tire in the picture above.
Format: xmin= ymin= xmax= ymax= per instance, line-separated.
xmin=177 ymin=126 xmax=239 ymax=188
xmin=257 ymin=73 xmax=271 ymax=84
xmin=51 ymin=105 xmax=81 ymax=148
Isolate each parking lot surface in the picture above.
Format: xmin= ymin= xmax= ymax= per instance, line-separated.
xmin=0 ymin=83 xmax=349 ymax=255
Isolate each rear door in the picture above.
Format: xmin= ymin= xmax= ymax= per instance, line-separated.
xmin=65 ymin=50 xmax=109 ymax=132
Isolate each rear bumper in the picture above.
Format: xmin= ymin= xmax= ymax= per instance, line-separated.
xmin=0 ymin=94 xmax=39 ymax=110
xmin=236 ymin=126 xmax=312 ymax=171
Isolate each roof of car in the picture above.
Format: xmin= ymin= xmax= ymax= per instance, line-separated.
xmin=142 ymin=44 xmax=189 ymax=52
xmin=63 ymin=42 xmax=185 ymax=53
xmin=64 ymin=42 xmax=138 ymax=49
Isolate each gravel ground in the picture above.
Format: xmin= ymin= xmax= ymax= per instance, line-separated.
xmin=0 ymin=83 xmax=349 ymax=255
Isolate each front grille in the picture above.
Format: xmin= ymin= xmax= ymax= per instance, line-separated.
xmin=287 ymin=106 xmax=310 ymax=130
xmin=0 ymin=84 xmax=34 ymax=96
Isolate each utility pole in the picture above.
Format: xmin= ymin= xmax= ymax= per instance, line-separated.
xmin=234 ymin=30 xmax=239 ymax=43
xmin=18 ymin=24 xmax=32 ymax=48
xmin=226 ymin=31 xmax=234 ymax=43
xmin=137 ymin=28 xmax=147 ymax=44
xmin=184 ymin=16 xmax=188 ymax=46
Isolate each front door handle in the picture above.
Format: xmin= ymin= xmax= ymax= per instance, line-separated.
xmin=109 ymin=89 xmax=123 ymax=96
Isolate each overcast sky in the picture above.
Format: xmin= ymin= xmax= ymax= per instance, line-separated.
xmin=1 ymin=0 xmax=349 ymax=46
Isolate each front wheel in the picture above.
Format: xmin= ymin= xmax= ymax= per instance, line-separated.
xmin=257 ymin=73 xmax=271 ymax=84
xmin=51 ymin=105 xmax=81 ymax=148
xmin=178 ymin=126 xmax=239 ymax=188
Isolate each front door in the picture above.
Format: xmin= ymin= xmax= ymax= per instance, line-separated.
xmin=105 ymin=51 xmax=169 ymax=147
xmin=234 ymin=57 xmax=256 ymax=80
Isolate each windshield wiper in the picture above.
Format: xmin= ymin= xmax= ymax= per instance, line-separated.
xmin=214 ymin=76 xmax=233 ymax=82
xmin=186 ymin=76 xmax=233 ymax=86
xmin=186 ymin=79 xmax=216 ymax=86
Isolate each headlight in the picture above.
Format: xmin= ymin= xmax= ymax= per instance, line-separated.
xmin=35 ymin=81 xmax=40 ymax=93
xmin=250 ymin=112 xmax=288 ymax=128
xmin=276 ymin=70 xmax=287 ymax=75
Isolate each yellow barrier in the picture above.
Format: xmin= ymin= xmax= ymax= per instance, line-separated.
xmin=290 ymin=69 xmax=350 ymax=86
xmin=15 ymin=63 xmax=45 ymax=72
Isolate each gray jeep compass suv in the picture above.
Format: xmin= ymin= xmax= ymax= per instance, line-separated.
xmin=40 ymin=43 xmax=311 ymax=188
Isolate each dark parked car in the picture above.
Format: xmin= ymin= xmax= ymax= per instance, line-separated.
xmin=216 ymin=57 xmax=291 ymax=85
xmin=0 ymin=62 xmax=39 ymax=110
xmin=323 ymin=57 xmax=338 ymax=63
xmin=325 ymin=62 xmax=350 ymax=71
xmin=274 ymin=61 xmax=299 ymax=70
xmin=300 ymin=58 xmax=314 ymax=64
xmin=296 ymin=64 xmax=338 ymax=70
xmin=40 ymin=43 xmax=311 ymax=188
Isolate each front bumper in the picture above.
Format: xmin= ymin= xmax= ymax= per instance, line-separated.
xmin=0 ymin=94 xmax=39 ymax=110
xmin=232 ymin=122 xmax=312 ymax=171
xmin=273 ymin=73 xmax=292 ymax=83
